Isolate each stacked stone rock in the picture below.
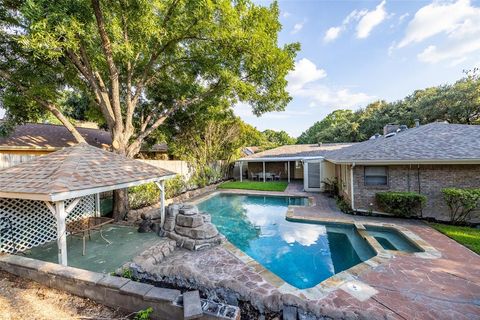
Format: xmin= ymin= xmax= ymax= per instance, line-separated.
xmin=164 ymin=204 xmax=224 ymax=251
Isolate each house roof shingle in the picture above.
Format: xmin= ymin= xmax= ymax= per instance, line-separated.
xmin=0 ymin=123 xmax=112 ymax=150
xmin=326 ymin=122 xmax=480 ymax=163
xmin=0 ymin=143 xmax=175 ymax=201
xmin=241 ymin=143 xmax=354 ymax=160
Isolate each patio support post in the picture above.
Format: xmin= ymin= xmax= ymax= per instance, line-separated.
xmin=262 ymin=161 xmax=266 ymax=182
xmin=155 ymin=180 xmax=166 ymax=227
xmin=55 ymin=201 xmax=68 ymax=266
xmin=287 ymin=161 xmax=290 ymax=183
xmin=95 ymin=193 xmax=101 ymax=217
xmin=239 ymin=161 xmax=243 ymax=182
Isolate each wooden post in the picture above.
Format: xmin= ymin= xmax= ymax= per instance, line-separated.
xmin=55 ymin=201 xmax=68 ymax=266
xmin=95 ymin=193 xmax=101 ymax=217
xmin=263 ymin=161 xmax=266 ymax=182
xmin=239 ymin=161 xmax=243 ymax=182
xmin=287 ymin=161 xmax=290 ymax=183
xmin=155 ymin=181 xmax=166 ymax=227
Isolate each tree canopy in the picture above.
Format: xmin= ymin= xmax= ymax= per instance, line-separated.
xmin=297 ymin=74 xmax=480 ymax=144
xmin=0 ymin=0 xmax=299 ymax=157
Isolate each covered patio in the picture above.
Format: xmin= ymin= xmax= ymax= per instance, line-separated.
xmin=0 ymin=143 xmax=175 ymax=266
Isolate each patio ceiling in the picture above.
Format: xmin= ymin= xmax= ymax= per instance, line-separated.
xmin=0 ymin=143 xmax=175 ymax=201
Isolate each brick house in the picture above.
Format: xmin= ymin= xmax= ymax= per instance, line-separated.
xmin=239 ymin=122 xmax=480 ymax=222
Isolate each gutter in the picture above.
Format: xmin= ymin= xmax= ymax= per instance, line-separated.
xmin=350 ymin=162 xmax=355 ymax=210
xmin=326 ymin=158 xmax=480 ymax=165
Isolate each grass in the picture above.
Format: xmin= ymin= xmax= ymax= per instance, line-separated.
xmin=431 ymin=223 xmax=480 ymax=254
xmin=218 ymin=181 xmax=288 ymax=192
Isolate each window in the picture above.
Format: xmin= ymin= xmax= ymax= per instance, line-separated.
xmin=364 ymin=166 xmax=388 ymax=186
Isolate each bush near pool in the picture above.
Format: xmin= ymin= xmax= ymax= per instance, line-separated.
xmin=376 ymin=191 xmax=427 ymax=217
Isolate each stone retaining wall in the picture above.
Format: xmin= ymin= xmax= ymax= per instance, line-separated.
xmin=127 ymin=181 xmax=225 ymax=223
xmin=0 ymin=254 xmax=239 ymax=320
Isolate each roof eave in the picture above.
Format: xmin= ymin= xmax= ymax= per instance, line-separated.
xmin=0 ymin=174 xmax=177 ymax=202
xmin=238 ymin=156 xmax=324 ymax=162
xmin=326 ymin=158 xmax=480 ymax=165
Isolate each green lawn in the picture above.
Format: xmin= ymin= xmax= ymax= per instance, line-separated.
xmin=431 ymin=223 xmax=480 ymax=254
xmin=218 ymin=181 xmax=288 ymax=192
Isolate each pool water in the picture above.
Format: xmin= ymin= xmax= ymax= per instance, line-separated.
xmin=197 ymin=194 xmax=375 ymax=289
xmin=365 ymin=226 xmax=423 ymax=253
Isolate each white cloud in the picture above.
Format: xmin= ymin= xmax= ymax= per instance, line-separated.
xmin=323 ymin=9 xmax=367 ymax=42
xmin=286 ymin=58 xmax=327 ymax=93
xmin=324 ymin=26 xmax=342 ymax=42
xmin=291 ymin=22 xmax=304 ymax=34
xmin=398 ymin=12 xmax=410 ymax=24
xmin=287 ymin=59 xmax=375 ymax=109
xmin=397 ymin=0 xmax=480 ymax=63
xmin=282 ymin=11 xmax=291 ymax=18
xmin=356 ymin=0 xmax=387 ymax=39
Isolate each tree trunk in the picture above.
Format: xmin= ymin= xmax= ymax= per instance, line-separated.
xmin=112 ymin=188 xmax=129 ymax=221
xmin=111 ymin=139 xmax=131 ymax=221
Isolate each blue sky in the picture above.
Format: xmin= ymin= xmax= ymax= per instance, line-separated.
xmin=236 ymin=0 xmax=480 ymax=137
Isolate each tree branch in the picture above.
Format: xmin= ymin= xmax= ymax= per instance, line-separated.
xmin=0 ymin=70 xmax=86 ymax=144
xmin=91 ymin=0 xmax=123 ymax=133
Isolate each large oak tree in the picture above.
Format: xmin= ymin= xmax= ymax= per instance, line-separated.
xmin=0 ymin=0 xmax=298 ymax=219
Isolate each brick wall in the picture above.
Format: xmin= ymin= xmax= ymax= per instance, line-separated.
xmin=351 ymin=164 xmax=480 ymax=222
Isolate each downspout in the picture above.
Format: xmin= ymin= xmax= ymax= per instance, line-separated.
xmin=350 ymin=163 xmax=356 ymax=211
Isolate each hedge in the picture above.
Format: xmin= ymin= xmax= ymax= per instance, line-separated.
xmin=442 ymin=188 xmax=480 ymax=224
xmin=376 ymin=191 xmax=426 ymax=217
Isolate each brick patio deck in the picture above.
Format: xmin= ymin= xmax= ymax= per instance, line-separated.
xmin=130 ymin=187 xmax=480 ymax=320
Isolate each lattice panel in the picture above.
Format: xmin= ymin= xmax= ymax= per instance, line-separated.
xmin=0 ymin=195 xmax=96 ymax=253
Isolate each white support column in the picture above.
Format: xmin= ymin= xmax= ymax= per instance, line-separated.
xmin=155 ymin=181 xmax=166 ymax=227
xmin=262 ymin=161 xmax=266 ymax=182
xmin=287 ymin=161 xmax=291 ymax=183
xmin=239 ymin=161 xmax=243 ymax=182
xmin=95 ymin=193 xmax=101 ymax=217
xmin=55 ymin=201 xmax=68 ymax=266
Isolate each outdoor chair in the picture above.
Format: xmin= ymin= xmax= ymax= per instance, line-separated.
xmin=250 ymin=172 xmax=258 ymax=181
xmin=275 ymin=172 xmax=281 ymax=181
xmin=265 ymin=172 xmax=273 ymax=181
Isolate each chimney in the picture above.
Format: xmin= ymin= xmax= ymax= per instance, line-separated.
xmin=383 ymin=123 xmax=399 ymax=135
xmin=414 ymin=119 xmax=420 ymax=128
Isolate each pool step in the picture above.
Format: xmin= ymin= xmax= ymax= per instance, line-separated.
xmin=183 ymin=290 xmax=203 ymax=319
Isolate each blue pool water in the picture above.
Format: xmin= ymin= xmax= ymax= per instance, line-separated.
xmin=197 ymin=194 xmax=375 ymax=289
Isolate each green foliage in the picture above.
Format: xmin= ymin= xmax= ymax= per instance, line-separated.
xmin=1 ymin=0 xmax=299 ymax=157
xmin=165 ymin=175 xmax=187 ymax=199
xmin=297 ymin=74 xmax=480 ymax=144
xmin=376 ymin=192 xmax=427 ymax=217
xmin=431 ymin=223 xmax=480 ymax=254
xmin=442 ymin=188 xmax=480 ymax=224
xmin=128 ymin=183 xmax=160 ymax=210
xmin=121 ymin=268 xmax=133 ymax=279
xmin=323 ymin=178 xmax=339 ymax=198
xmin=218 ymin=181 xmax=288 ymax=192
xmin=134 ymin=307 xmax=153 ymax=320
xmin=335 ymin=196 xmax=353 ymax=214
xmin=261 ymin=129 xmax=296 ymax=148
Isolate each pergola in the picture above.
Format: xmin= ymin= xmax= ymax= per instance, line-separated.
xmin=0 ymin=143 xmax=175 ymax=266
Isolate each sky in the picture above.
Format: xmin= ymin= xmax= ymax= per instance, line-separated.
xmin=236 ymin=0 xmax=480 ymax=137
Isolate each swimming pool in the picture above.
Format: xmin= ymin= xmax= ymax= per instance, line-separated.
xmin=365 ymin=225 xmax=423 ymax=253
xmin=197 ymin=194 xmax=375 ymax=289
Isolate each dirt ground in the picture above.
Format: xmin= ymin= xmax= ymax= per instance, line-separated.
xmin=0 ymin=270 xmax=127 ymax=320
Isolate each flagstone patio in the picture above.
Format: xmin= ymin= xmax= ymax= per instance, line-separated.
xmin=125 ymin=190 xmax=480 ymax=320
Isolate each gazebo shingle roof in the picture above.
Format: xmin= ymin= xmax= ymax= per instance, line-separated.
xmin=0 ymin=143 xmax=175 ymax=201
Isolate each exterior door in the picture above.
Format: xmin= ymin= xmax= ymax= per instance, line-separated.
xmin=304 ymin=160 xmax=322 ymax=192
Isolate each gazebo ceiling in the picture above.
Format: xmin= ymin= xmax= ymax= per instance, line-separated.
xmin=0 ymin=143 xmax=175 ymax=201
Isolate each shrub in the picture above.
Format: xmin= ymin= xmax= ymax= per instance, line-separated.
xmin=128 ymin=182 xmax=160 ymax=210
xmin=442 ymin=188 xmax=480 ymax=224
xmin=323 ymin=178 xmax=339 ymax=198
xmin=165 ymin=174 xmax=188 ymax=199
xmin=336 ymin=196 xmax=353 ymax=214
xmin=376 ymin=192 xmax=426 ymax=217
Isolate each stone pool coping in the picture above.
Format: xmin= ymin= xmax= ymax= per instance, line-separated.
xmin=187 ymin=189 xmax=441 ymax=302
